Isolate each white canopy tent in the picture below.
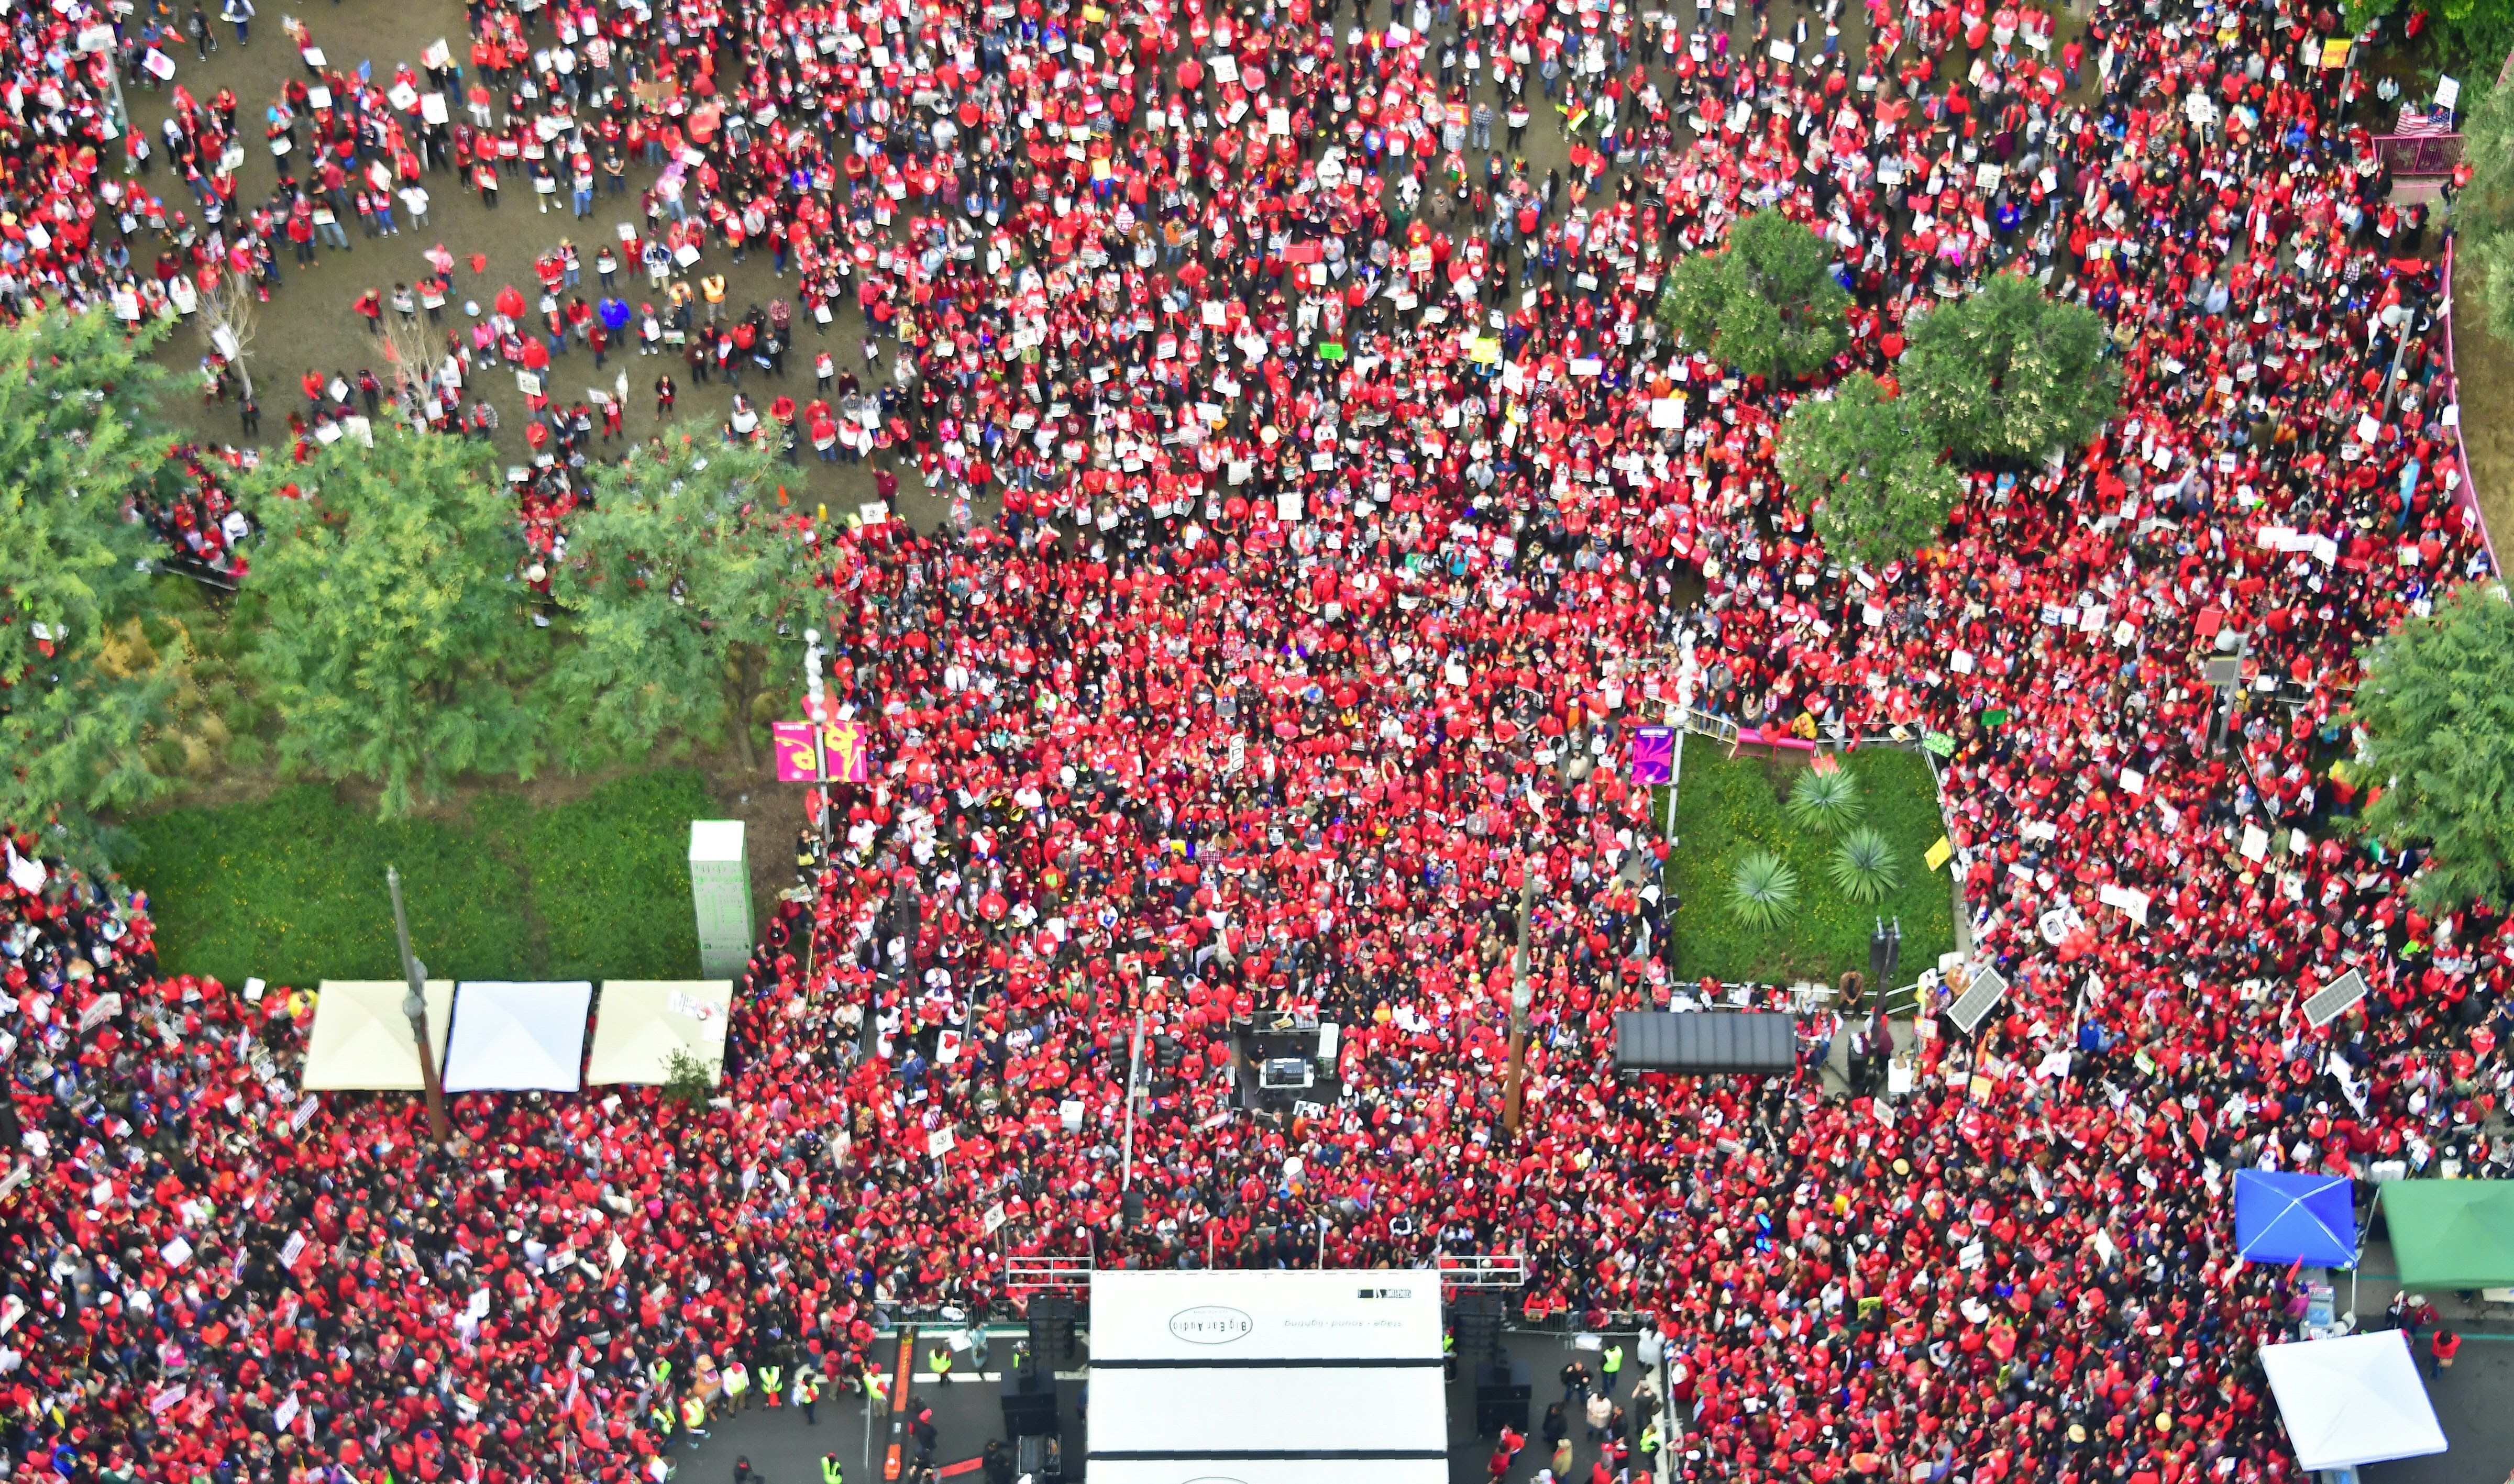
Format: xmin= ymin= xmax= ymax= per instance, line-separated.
xmin=1088 ymin=1271 xmax=1445 ymax=1472
xmin=585 ymin=980 xmax=733 ymax=1085
xmin=441 ymin=982 xmax=594 ymax=1093
xmin=2258 ymin=1331 xmax=2447 ymax=1471
xmin=302 ymin=981 xmax=455 ymax=1091
xmin=1085 ymin=1464 xmax=1448 ymax=1484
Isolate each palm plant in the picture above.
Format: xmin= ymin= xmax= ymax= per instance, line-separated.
xmin=1829 ymin=826 xmax=1901 ymax=905
xmin=1728 ymin=849 xmax=1801 ymax=928
xmin=1785 ymin=765 xmax=1865 ymax=832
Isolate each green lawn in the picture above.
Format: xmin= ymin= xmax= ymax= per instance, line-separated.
xmin=123 ymin=770 xmax=715 ymax=989
xmin=1664 ymin=738 xmax=1956 ymax=985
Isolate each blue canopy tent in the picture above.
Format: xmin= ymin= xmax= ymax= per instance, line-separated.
xmin=2235 ymin=1169 xmax=2358 ymax=1268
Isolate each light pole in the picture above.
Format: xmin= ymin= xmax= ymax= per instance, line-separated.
xmin=1502 ymin=870 xmax=1536 ymax=1138
xmin=387 ymin=866 xmax=451 ymax=1144
xmin=802 ymin=628 xmax=831 ymax=840
xmin=1119 ymin=1005 xmax=1147 ymax=1215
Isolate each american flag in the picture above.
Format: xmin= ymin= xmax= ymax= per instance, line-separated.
xmin=2394 ymin=104 xmax=2454 ymax=138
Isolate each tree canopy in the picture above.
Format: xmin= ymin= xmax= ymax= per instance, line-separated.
xmin=2352 ymin=584 xmax=2514 ymax=910
xmin=0 ymin=311 xmax=184 ymax=856
xmin=1898 ymin=273 xmax=2121 ymax=461
xmin=549 ymin=441 xmax=817 ymax=772
xmin=2453 ymin=78 xmax=2514 ymax=345
xmin=1655 ymin=211 xmax=1851 ymax=383
xmin=241 ymin=430 xmax=545 ymax=816
xmin=1776 ymin=374 xmax=1961 ymax=568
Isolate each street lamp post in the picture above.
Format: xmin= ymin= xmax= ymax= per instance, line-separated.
xmin=1119 ymin=1006 xmax=1147 ymax=1209
xmin=386 ymin=866 xmax=451 ymax=1144
xmin=1502 ymin=870 xmax=1536 ymax=1138
xmin=803 ymin=628 xmax=831 ymax=841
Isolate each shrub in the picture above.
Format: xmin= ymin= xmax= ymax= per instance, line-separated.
xmin=1729 ymin=849 xmax=1802 ymax=929
xmin=1830 ymin=826 xmax=1902 ymax=905
xmin=1786 ymin=766 xmax=1865 ymax=833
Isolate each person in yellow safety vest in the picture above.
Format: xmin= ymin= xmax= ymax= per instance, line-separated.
xmin=796 ymin=1370 xmax=822 ymax=1425
xmin=1639 ymin=1420 xmax=1661 ymax=1462
xmin=818 ymin=1454 xmax=844 ymax=1484
xmin=701 ymin=274 xmax=727 ymax=321
xmin=649 ymin=1401 xmax=674 ymax=1439
xmin=1600 ymin=1341 xmax=1625 ymax=1396
xmin=761 ymin=1364 xmax=782 ymax=1407
xmin=679 ymin=1394 xmax=708 ymax=1444
xmin=724 ymin=1361 xmax=751 ymax=1410
xmin=928 ymin=1345 xmax=954 ymax=1383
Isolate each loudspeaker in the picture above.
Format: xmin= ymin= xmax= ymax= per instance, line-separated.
xmin=1474 ymin=1360 xmax=1532 ymax=1435
xmin=1028 ymin=1292 xmax=1077 ymax=1367
xmin=1452 ymin=1293 xmax=1506 ymax=1364
xmin=1001 ymin=1368 xmax=1059 ymax=1437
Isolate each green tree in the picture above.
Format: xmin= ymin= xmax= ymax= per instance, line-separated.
xmin=2454 ymin=79 xmax=2514 ymax=344
xmin=241 ymin=430 xmax=544 ymax=816
xmin=1777 ymin=374 xmax=1962 ymax=567
xmin=1898 ymin=273 xmax=2120 ymax=461
xmin=0 ymin=311 xmax=185 ymax=857
xmin=2341 ymin=0 xmax=2514 ymax=96
xmin=549 ymin=441 xmax=814 ymax=772
xmin=2352 ymin=584 xmax=2514 ymax=909
xmin=1655 ymin=210 xmax=1850 ymax=383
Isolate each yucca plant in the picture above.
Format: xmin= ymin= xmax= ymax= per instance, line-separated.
xmin=1728 ymin=849 xmax=1801 ymax=929
xmin=1829 ymin=826 xmax=1901 ymax=904
xmin=1785 ymin=765 xmax=1865 ymax=832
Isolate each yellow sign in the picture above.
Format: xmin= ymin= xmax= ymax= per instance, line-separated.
xmin=1469 ymin=337 xmax=1502 ymax=364
xmin=1924 ymin=836 xmax=1954 ymax=872
xmin=2320 ymin=37 xmax=2352 ymax=68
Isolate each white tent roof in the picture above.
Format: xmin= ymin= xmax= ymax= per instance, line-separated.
xmin=1088 ymin=1271 xmax=1446 ymax=1472
xmin=1090 ymin=1269 xmax=1442 ymax=1361
xmin=585 ymin=980 xmax=733 ymax=1086
xmin=1085 ymin=1465 xmax=1446 ymax=1484
xmin=1091 ymin=1366 xmax=1446 ymax=1452
xmin=442 ymin=982 xmax=593 ymax=1093
xmin=2259 ymin=1331 xmax=2447 ymax=1471
xmin=302 ymin=981 xmax=455 ymax=1091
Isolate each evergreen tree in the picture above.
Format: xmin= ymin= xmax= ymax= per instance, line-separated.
xmin=2353 ymin=584 xmax=2514 ymax=909
xmin=0 ymin=312 xmax=184 ymax=857
xmin=1898 ymin=273 xmax=2121 ymax=461
xmin=549 ymin=441 xmax=815 ymax=772
xmin=1655 ymin=210 xmax=1851 ymax=383
xmin=1777 ymin=374 xmax=1962 ymax=568
xmin=241 ymin=430 xmax=545 ymax=816
xmin=2453 ymin=79 xmax=2514 ymax=343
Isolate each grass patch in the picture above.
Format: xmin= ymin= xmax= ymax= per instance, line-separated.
xmin=1665 ymin=738 xmax=1955 ymax=984
xmin=124 ymin=771 xmax=713 ymax=988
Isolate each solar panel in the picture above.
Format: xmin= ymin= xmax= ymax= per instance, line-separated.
xmin=1945 ymin=967 xmax=2009 ymax=1035
xmin=2303 ymin=969 xmax=2368 ymax=1029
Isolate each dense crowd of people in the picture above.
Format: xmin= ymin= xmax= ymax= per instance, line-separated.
xmin=6 ymin=0 xmax=2514 ymax=1475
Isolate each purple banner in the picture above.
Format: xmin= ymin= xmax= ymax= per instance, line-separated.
xmin=1629 ymin=726 xmax=1676 ymax=785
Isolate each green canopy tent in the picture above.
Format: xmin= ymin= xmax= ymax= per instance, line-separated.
xmin=2378 ymin=1179 xmax=2514 ymax=1288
